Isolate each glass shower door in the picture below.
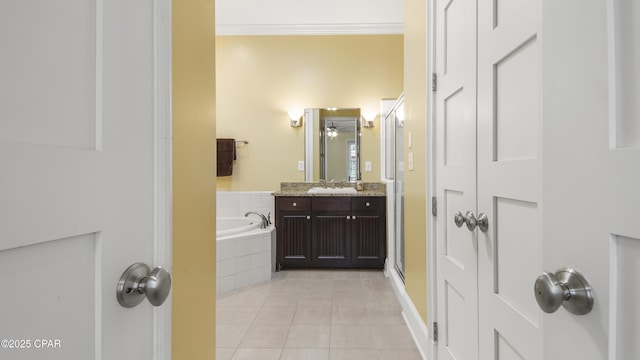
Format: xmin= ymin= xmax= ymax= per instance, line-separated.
xmin=394 ymin=101 xmax=405 ymax=280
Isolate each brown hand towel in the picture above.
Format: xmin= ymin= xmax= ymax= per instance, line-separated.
xmin=217 ymin=138 xmax=235 ymax=176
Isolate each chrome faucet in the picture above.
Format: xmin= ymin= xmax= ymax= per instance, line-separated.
xmin=244 ymin=211 xmax=269 ymax=228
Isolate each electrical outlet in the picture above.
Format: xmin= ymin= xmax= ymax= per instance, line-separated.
xmin=297 ymin=161 xmax=305 ymax=171
xmin=365 ymin=161 xmax=372 ymax=172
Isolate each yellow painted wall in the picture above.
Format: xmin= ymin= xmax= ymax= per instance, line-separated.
xmin=172 ymin=0 xmax=217 ymax=358
xmin=215 ymin=35 xmax=403 ymax=191
xmin=403 ymin=0 xmax=429 ymax=321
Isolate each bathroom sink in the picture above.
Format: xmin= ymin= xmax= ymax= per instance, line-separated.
xmin=307 ymin=187 xmax=357 ymax=194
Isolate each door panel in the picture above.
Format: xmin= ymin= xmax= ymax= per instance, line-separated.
xmin=614 ymin=235 xmax=640 ymax=358
xmin=543 ymin=0 xmax=639 ymax=358
xmin=0 ymin=1 xmax=164 ymax=359
xmin=435 ymin=0 xmax=478 ymax=358
xmin=0 ymin=234 xmax=96 ymax=358
xmin=444 ymin=190 xmax=468 ymax=269
xmin=494 ymin=38 xmax=539 ymax=162
xmin=612 ymin=0 xmax=640 ymax=148
xmin=477 ymin=0 xmax=543 ymax=358
xmin=0 ymin=0 xmax=97 ymax=149
xmin=494 ymin=198 xmax=540 ymax=324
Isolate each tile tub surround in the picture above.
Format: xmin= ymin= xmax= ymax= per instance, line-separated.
xmin=216 ymin=228 xmax=275 ymax=294
xmin=216 ymin=270 xmax=423 ymax=360
xmin=217 ymin=191 xmax=275 ymax=219
xmin=216 ymin=191 xmax=276 ymax=295
xmin=274 ymin=182 xmax=386 ymax=197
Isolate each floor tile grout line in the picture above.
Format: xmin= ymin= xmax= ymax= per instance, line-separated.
xmin=217 ymin=270 xmax=418 ymax=360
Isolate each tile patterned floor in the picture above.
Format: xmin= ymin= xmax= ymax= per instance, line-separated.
xmin=216 ymin=269 xmax=422 ymax=360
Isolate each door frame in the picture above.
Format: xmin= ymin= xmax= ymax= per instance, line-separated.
xmin=152 ymin=0 xmax=172 ymax=359
xmin=425 ymin=0 xmax=442 ymax=358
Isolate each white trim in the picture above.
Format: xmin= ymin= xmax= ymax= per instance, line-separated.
xmin=94 ymin=233 xmax=103 ymax=360
xmin=387 ymin=268 xmax=432 ymax=359
xmin=304 ymin=108 xmax=315 ymax=181
xmin=216 ymin=23 xmax=404 ymax=36
xmin=95 ymin=0 xmax=104 ymax=151
xmin=426 ymin=0 xmax=438 ymax=359
xmin=94 ymin=2 xmax=104 ymax=358
xmin=606 ymin=0 xmax=617 ymax=149
xmin=383 ymin=180 xmax=395 ymax=275
xmin=153 ymin=1 xmax=172 ymax=359
xmin=379 ymin=99 xmax=395 ymax=181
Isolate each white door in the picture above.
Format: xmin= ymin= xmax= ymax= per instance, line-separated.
xmin=434 ymin=0 xmax=478 ymax=358
xmin=0 ymin=1 xmax=171 ymax=359
xmin=435 ymin=0 xmax=640 ymax=359
xmin=477 ymin=0 xmax=543 ymax=358
xmin=542 ymin=0 xmax=640 ymax=358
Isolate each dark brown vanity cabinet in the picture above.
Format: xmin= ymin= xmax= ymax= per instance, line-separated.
xmin=311 ymin=197 xmax=352 ymax=267
xmin=276 ymin=196 xmax=386 ymax=269
xmin=350 ymin=197 xmax=386 ymax=268
xmin=275 ymin=197 xmax=312 ymax=268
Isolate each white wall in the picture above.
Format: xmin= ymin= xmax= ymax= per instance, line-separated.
xmin=215 ymin=0 xmax=404 ymax=35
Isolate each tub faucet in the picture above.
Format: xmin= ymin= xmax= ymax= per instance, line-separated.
xmin=244 ymin=211 xmax=269 ymax=228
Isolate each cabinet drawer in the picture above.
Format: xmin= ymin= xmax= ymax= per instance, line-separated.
xmin=351 ymin=197 xmax=385 ymax=212
xmin=277 ymin=197 xmax=311 ymax=211
xmin=312 ymin=197 xmax=351 ymax=211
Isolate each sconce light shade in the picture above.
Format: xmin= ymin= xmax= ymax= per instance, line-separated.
xmin=288 ymin=110 xmax=303 ymax=127
xmin=361 ymin=111 xmax=377 ymax=128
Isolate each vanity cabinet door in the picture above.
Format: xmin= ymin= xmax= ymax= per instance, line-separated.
xmin=311 ymin=197 xmax=352 ymax=268
xmin=275 ymin=197 xmax=312 ymax=268
xmin=351 ymin=197 xmax=386 ymax=268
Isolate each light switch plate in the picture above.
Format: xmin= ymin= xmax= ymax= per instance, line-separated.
xmin=365 ymin=161 xmax=372 ymax=172
xmin=408 ymin=130 xmax=413 ymax=149
xmin=297 ymin=161 xmax=305 ymax=171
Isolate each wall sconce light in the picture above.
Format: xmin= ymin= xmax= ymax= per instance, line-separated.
xmin=288 ymin=110 xmax=303 ymax=127
xmin=361 ymin=111 xmax=377 ymax=128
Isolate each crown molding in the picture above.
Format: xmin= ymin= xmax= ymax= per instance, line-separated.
xmin=215 ymin=22 xmax=404 ymax=36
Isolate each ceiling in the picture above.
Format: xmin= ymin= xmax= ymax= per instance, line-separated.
xmin=215 ymin=0 xmax=404 ymax=35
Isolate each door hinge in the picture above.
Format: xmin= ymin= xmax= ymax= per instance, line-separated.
xmin=433 ymin=322 xmax=438 ymax=342
xmin=432 ymin=73 xmax=438 ymax=92
xmin=432 ymin=197 xmax=437 ymax=216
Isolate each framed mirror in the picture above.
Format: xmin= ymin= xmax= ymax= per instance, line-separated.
xmin=304 ymin=108 xmax=361 ymax=182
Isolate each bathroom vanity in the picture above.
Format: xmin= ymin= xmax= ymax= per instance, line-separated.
xmin=273 ymin=182 xmax=386 ymax=270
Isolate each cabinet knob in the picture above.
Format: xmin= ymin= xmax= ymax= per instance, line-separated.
xmin=293 ymin=202 xmax=297 ymax=207
xmin=347 ymin=216 xmax=351 ymax=220
xmin=306 ymin=216 xmax=310 ymax=220
xmin=366 ymin=202 xmax=370 ymax=207
xmin=353 ymin=216 xmax=357 ymax=220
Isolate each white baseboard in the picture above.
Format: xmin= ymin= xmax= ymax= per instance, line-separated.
xmin=386 ymin=269 xmax=435 ymax=360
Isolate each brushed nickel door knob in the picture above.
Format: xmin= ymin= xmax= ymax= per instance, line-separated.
xmin=534 ymin=268 xmax=593 ymax=315
xmin=454 ymin=211 xmax=465 ymax=228
xmin=455 ymin=210 xmax=489 ymax=232
xmin=117 ymin=263 xmax=172 ymax=308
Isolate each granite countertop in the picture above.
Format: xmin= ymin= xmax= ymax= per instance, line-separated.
xmin=272 ymin=181 xmax=386 ymax=197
